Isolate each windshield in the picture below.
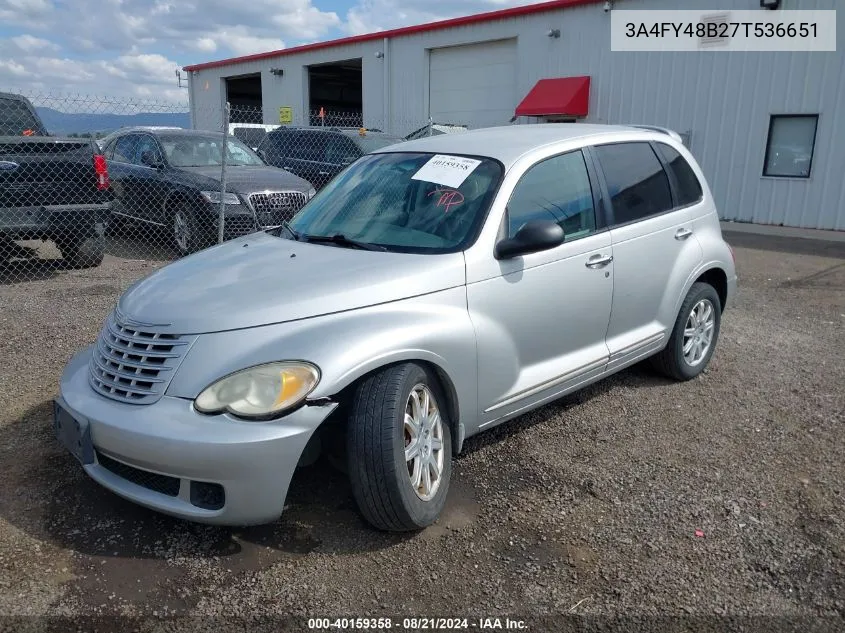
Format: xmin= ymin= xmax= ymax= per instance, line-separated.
xmin=288 ymin=152 xmax=503 ymax=253
xmin=159 ymin=134 xmax=264 ymax=167
xmin=354 ymin=135 xmax=403 ymax=153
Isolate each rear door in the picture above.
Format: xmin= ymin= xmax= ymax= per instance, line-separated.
xmin=591 ymin=141 xmax=704 ymax=371
xmin=107 ymin=133 xmax=145 ymax=221
xmin=129 ymin=133 xmax=170 ymax=224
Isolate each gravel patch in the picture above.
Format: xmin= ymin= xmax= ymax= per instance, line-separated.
xmin=0 ymin=235 xmax=842 ymax=632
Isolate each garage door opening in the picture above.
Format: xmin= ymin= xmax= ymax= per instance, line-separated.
xmin=225 ymin=74 xmax=263 ymax=124
xmin=308 ymin=59 xmax=362 ymax=127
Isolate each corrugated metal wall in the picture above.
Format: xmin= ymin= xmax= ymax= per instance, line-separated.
xmin=188 ymin=0 xmax=845 ymax=230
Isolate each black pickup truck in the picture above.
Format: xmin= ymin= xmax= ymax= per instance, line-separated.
xmin=1 ymin=92 xmax=110 ymax=268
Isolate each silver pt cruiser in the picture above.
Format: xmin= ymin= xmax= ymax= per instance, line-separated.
xmin=55 ymin=124 xmax=737 ymax=531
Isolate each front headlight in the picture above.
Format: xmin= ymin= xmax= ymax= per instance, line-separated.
xmin=307 ymin=187 xmax=317 ymax=199
xmin=200 ymin=191 xmax=241 ymax=205
xmin=195 ymin=362 xmax=320 ymax=420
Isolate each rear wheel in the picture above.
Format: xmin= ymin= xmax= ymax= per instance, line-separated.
xmin=57 ymin=234 xmax=105 ymax=269
xmin=650 ymin=282 xmax=721 ymax=381
xmin=347 ymin=363 xmax=452 ymax=531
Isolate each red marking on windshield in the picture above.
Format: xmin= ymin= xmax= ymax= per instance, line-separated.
xmin=428 ymin=188 xmax=464 ymax=213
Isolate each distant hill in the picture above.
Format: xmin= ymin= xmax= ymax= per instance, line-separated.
xmin=36 ymin=107 xmax=190 ymax=136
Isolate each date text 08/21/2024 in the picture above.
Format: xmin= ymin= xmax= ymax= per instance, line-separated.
xmin=307 ymin=617 xmax=528 ymax=630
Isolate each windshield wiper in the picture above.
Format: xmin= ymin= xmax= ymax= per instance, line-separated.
xmin=302 ymin=233 xmax=387 ymax=252
xmin=279 ymin=220 xmax=302 ymax=241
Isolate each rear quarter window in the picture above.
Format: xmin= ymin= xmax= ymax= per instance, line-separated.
xmin=655 ymin=142 xmax=703 ymax=207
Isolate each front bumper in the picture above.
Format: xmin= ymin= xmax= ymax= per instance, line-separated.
xmin=57 ymin=346 xmax=337 ymax=526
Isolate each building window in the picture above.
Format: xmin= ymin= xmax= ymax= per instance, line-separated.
xmin=763 ymin=114 xmax=818 ymax=178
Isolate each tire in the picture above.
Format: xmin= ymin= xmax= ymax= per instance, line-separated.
xmin=57 ymin=234 xmax=105 ymax=269
xmin=650 ymin=282 xmax=722 ymax=381
xmin=171 ymin=201 xmax=204 ymax=257
xmin=347 ymin=363 xmax=453 ymax=532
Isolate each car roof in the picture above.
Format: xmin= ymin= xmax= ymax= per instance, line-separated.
xmin=373 ymin=123 xmax=672 ymax=167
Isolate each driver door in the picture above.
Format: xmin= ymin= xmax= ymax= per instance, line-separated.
xmin=467 ymin=149 xmax=614 ymax=427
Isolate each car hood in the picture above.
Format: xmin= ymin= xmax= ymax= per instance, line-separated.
xmin=116 ymin=232 xmax=467 ymax=334
xmin=177 ymin=165 xmax=312 ymax=193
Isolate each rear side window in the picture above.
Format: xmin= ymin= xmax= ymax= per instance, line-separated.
xmin=593 ymin=142 xmax=673 ymax=226
xmin=290 ymin=131 xmax=329 ymax=161
xmin=261 ymin=132 xmax=296 ymax=158
xmin=0 ymin=97 xmax=45 ymax=136
xmin=655 ymin=142 xmax=703 ymax=207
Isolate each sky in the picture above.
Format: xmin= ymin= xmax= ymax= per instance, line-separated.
xmin=0 ymin=0 xmax=543 ymax=106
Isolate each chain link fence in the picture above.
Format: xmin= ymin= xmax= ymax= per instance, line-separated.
xmin=0 ymin=92 xmax=439 ymax=289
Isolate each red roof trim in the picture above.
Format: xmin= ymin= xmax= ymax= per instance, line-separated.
xmin=515 ymin=76 xmax=591 ymax=117
xmin=183 ymin=0 xmax=602 ymax=72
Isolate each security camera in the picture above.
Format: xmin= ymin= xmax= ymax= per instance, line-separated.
xmin=603 ymin=0 xmax=611 ymax=12
xmin=374 ymin=51 xmax=384 ymax=59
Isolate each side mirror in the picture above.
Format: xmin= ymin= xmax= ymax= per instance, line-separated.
xmin=494 ymin=219 xmax=565 ymax=260
xmin=257 ymin=149 xmax=268 ymax=161
xmin=141 ymin=150 xmax=163 ymax=169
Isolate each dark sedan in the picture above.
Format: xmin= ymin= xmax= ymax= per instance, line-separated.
xmin=101 ymin=128 xmax=315 ymax=255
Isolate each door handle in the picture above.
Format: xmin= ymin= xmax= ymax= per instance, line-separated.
xmin=585 ymin=254 xmax=613 ymax=268
xmin=318 ymin=171 xmax=330 ymax=176
xmin=675 ymin=228 xmax=694 ymax=240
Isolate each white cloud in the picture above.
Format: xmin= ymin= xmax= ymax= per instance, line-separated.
xmin=10 ymin=34 xmax=59 ymax=53
xmin=215 ymin=31 xmax=286 ymax=56
xmin=192 ymin=38 xmax=218 ymax=53
xmin=344 ymin=0 xmax=542 ymax=35
xmin=0 ymin=0 xmax=547 ymax=108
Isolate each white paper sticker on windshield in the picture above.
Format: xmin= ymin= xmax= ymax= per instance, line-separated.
xmin=411 ymin=154 xmax=482 ymax=189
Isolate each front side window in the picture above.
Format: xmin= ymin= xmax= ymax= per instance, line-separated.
xmin=763 ymin=114 xmax=818 ymax=178
xmin=506 ymin=150 xmax=596 ymax=241
xmin=132 ymin=135 xmax=162 ymax=166
xmin=288 ymin=152 xmax=504 ymax=253
xmin=112 ymin=134 xmax=139 ymax=163
xmin=159 ymin=134 xmax=263 ymax=167
xmin=655 ymin=142 xmax=703 ymax=207
xmin=594 ymin=142 xmax=673 ymax=226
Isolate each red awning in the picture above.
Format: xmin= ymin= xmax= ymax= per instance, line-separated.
xmin=515 ymin=76 xmax=591 ymax=118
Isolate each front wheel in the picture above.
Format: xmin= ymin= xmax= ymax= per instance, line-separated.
xmin=650 ymin=282 xmax=721 ymax=381
xmin=172 ymin=202 xmax=206 ymax=257
xmin=347 ymin=363 xmax=452 ymax=531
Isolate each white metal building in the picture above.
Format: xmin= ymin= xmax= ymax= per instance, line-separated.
xmin=184 ymin=0 xmax=845 ymax=230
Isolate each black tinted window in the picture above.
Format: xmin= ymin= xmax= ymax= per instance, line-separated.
xmin=0 ymin=97 xmax=44 ymax=136
xmin=655 ymin=143 xmax=703 ymax=207
xmin=507 ymin=150 xmax=596 ymax=240
xmin=112 ymin=134 xmax=139 ymax=163
xmin=261 ymin=132 xmax=295 ymax=158
xmin=326 ymin=136 xmax=360 ymax=164
xmin=290 ymin=131 xmax=329 ymax=161
xmin=594 ymin=142 xmax=673 ymax=225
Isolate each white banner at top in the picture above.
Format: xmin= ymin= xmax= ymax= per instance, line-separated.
xmin=610 ymin=10 xmax=837 ymax=52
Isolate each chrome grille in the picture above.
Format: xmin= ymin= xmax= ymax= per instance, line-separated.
xmin=249 ymin=191 xmax=308 ymax=226
xmin=88 ymin=312 xmax=193 ymax=405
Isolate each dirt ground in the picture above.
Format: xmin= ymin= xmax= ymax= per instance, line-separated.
xmin=0 ymin=231 xmax=842 ymax=633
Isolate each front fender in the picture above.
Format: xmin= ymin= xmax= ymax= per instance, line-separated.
xmin=165 ymin=286 xmax=478 ymax=431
